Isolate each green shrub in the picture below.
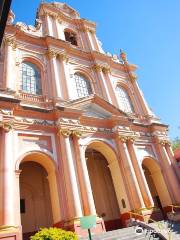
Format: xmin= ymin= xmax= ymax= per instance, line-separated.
xmin=30 ymin=227 xmax=78 ymax=240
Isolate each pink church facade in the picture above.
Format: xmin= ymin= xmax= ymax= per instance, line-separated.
xmin=0 ymin=2 xmax=180 ymax=239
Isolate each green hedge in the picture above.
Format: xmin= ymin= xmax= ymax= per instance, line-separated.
xmin=30 ymin=227 xmax=78 ymax=240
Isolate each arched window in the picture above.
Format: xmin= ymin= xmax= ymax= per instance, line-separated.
xmin=64 ymin=30 xmax=77 ymax=46
xmin=20 ymin=62 xmax=42 ymax=95
xmin=74 ymin=73 xmax=92 ymax=98
xmin=116 ymin=86 xmax=134 ymax=113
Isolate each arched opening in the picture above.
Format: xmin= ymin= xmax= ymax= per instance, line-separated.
xmin=64 ymin=30 xmax=77 ymax=46
xmin=18 ymin=152 xmax=61 ymax=239
xmin=85 ymin=141 xmax=123 ymax=231
xmin=142 ymin=158 xmax=171 ymax=216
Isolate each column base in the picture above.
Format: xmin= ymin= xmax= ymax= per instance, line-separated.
xmin=0 ymin=226 xmax=22 ymax=240
xmin=54 ymin=217 xmax=106 ymax=238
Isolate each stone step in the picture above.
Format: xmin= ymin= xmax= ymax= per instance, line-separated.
xmin=79 ymin=226 xmax=154 ymax=240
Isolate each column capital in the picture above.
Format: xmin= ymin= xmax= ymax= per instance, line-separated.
xmin=91 ymin=64 xmax=102 ymax=72
xmin=4 ymin=37 xmax=17 ymax=50
xmin=118 ymin=135 xmax=137 ymax=143
xmin=46 ymin=49 xmax=58 ymax=59
xmin=0 ymin=121 xmax=14 ymax=132
xmin=57 ymin=53 xmax=69 ymax=63
xmin=158 ymin=139 xmax=171 ymax=146
xmin=102 ymin=66 xmax=111 ymax=74
xmin=72 ymin=130 xmax=83 ymax=138
xmin=58 ymin=128 xmax=71 ymax=137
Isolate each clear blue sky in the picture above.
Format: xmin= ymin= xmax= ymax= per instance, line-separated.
xmin=11 ymin=0 xmax=180 ymax=140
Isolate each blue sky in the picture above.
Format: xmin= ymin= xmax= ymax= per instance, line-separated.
xmin=11 ymin=0 xmax=180 ymax=139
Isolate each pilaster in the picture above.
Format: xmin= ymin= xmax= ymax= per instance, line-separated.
xmin=155 ymin=138 xmax=180 ymax=203
xmin=0 ymin=122 xmax=16 ymax=226
xmin=3 ymin=38 xmax=17 ymax=91
xmin=92 ymin=64 xmax=112 ymax=102
xmin=165 ymin=142 xmax=180 ymax=181
xmin=46 ymin=49 xmax=62 ymax=99
xmin=127 ymin=138 xmax=154 ymax=207
xmin=120 ymin=50 xmax=152 ymax=116
xmin=57 ymin=128 xmax=83 ymax=219
xmin=116 ymin=134 xmax=145 ymax=210
xmin=72 ymin=131 xmax=96 ymax=216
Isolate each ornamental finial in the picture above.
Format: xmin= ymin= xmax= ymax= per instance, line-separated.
xmin=120 ymin=49 xmax=127 ymax=63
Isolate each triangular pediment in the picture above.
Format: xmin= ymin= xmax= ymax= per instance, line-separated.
xmin=64 ymin=94 xmax=128 ymax=119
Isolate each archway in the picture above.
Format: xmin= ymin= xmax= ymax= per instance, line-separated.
xmin=142 ymin=158 xmax=171 ymax=210
xmin=85 ymin=141 xmax=124 ymax=231
xmin=17 ymin=152 xmax=61 ymax=239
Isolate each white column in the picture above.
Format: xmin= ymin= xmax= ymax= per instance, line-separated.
xmin=61 ymin=131 xmax=83 ymax=218
xmin=4 ymin=38 xmax=16 ymax=90
xmin=93 ymin=65 xmax=112 ymax=102
xmin=118 ymin=138 xmax=145 ymax=210
xmin=127 ymin=140 xmax=154 ymax=207
xmin=78 ymin=142 xmax=96 ymax=215
xmin=1 ymin=126 xmax=15 ymax=225
xmin=165 ymin=143 xmax=180 ymax=181
xmin=55 ymin=19 xmax=65 ymax=40
xmin=132 ymin=79 xmax=152 ymax=116
xmin=45 ymin=13 xmax=53 ymax=36
xmin=47 ymin=50 xmax=62 ymax=99
xmin=160 ymin=142 xmax=180 ymax=203
xmin=102 ymin=68 xmax=119 ymax=107
xmin=58 ymin=54 xmax=70 ymax=100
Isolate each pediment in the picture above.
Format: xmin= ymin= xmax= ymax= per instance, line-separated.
xmin=64 ymin=94 xmax=128 ymax=119
xmin=82 ymin=103 xmax=112 ymax=119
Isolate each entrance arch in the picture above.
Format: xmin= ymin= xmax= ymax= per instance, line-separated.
xmin=85 ymin=141 xmax=129 ymax=231
xmin=17 ymin=152 xmax=61 ymax=237
xmin=142 ymin=157 xmax=171 ymax=208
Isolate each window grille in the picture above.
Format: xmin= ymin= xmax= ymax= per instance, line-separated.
xmin=20 ymin=62 xmax=42 ymax=95
xmin=74 ymin=73 xmax=92 ymax=98
xmin=116 ymin=86 xmax=134 ymax=113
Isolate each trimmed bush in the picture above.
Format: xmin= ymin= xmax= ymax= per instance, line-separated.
xmin=30 ymin=227 xmax=78 ymax=240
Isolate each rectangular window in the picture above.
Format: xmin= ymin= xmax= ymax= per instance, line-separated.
xmin=20 ymin=199 xmax=26 ymax=213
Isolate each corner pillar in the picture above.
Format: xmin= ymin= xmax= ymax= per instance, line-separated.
xmin=165 ymin=143 xmax=180 ymax=181
xmin=157 ymin=140 xmax=180 ymax=203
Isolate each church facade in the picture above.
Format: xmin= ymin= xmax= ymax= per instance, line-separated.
xmin=0 ymin=2 xmax=180 ymax=239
